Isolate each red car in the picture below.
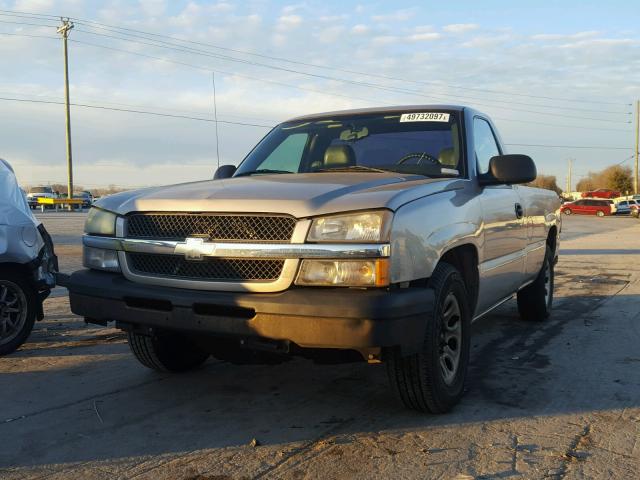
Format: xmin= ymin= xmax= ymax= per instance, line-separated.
xmin=581 ymin=188 xmax=620 ymax=199
xmin=631 ymin=204 xmax=639 ymax=218
xmin=561 ymin=199 xmax=612 ymax=217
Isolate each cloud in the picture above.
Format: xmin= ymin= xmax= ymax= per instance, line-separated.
xmin=282 ymin=4 xmax=303 ymax=14
xmin=531 ymin=31 xmax=600 ymax=41
xmin=443 ymin=23 xmax=479 ymax=33
xmin=371 ymin=35 xmax=400 ymax=46
xmin=351 ymin=24 xmax=369 ymax=35
xmin=1 ymin=1 xmax=637 ymax=189
xmin=315 ymin=26 xmax=347 ymax=44
xmin=559 ymin=38 xmax=637 ymax=49
xmin=138 ymin=0 xmax=167 ymax=17
xmin=462 ymin=34 xmax=511 ymax=48
xmin=371 ymin=9 xmax=414 ymax=23
xmin=12 ymin=0 xmax=54 ymax=12
xmin=407 ymin=32 xmax=441 ymax=42
xmin=276 ymin=14 xmax=302 ymax=30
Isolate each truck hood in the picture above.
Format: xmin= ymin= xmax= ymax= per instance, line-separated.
xmin=96 ymin=172 xmax=463 ymax=218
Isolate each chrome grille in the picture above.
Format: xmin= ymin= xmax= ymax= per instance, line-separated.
xmin=128 ymin=253 xmax=284 ymax=281
xmin=126 ymin=213 xmax=296 ymax=242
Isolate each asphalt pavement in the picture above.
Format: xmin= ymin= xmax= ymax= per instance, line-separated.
xmin=1 ymin=212 xmax=639 ymax=479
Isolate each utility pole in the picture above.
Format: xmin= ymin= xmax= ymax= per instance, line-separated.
xmin=635 ymin=100 xmax=639 ymax=195
xmin=566 ymin=158 xmax=573 ymax=193
xmin=57 ymin=18 xmax=74 ymax=207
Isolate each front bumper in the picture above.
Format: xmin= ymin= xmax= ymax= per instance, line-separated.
xmin=58 ymin=269 xmax=433 ymax=354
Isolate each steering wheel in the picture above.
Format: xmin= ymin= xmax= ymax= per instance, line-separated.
xmin=396 ymin=152 xmax=439 ymax=165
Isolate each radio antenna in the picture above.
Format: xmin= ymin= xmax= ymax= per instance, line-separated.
xmin=212 ymin=72 xmax=221 ymax=169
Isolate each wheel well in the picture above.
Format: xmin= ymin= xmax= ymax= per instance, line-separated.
xmin=439 ymin=244 xmax=479 ymax=313
xmin=547 ymin=226 xmax=558 ymax=256
xmin=0 ymin=263 xmax=31 ymax=278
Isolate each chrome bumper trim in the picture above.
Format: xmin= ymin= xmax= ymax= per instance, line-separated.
xmin=83 ymin=235 xmax=391 ymax=259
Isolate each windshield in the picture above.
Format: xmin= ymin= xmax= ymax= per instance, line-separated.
xmin=235 ymin=111 xmax=462 ymax=177
xmin=30 ymin=186 xmax=53 ymax=194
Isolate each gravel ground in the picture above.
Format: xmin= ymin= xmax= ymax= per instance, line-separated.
xmin=1 ymin=213 xmax=639 ymax=479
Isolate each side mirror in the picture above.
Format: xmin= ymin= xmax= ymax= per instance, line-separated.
xmin=213 ymin=164 xmax=237 ymax=180
xmin=479 ymin=154 xmax=537 ymax=185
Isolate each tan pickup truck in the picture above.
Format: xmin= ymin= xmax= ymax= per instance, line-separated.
xmin=60 ymin=105 xmax=561 ymax=413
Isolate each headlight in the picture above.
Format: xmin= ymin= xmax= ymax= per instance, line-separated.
xmin=307 ymin=210 xmax=392 ymax=243
xmin=83 ymin=246 xmax=121 ymax=272
xmin=295 ymin=259 xmax=389 ymax=287
xmin=85 ymin=208 xmax=117 ymax=236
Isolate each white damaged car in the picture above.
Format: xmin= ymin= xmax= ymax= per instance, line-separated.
xmin=0 ymin=159 xmax=57 ymax=355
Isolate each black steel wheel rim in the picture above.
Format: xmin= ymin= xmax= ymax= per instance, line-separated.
xmin=439 ymin=292 xmax=462 ymax=386
xmin=0 ymin=280 xmax=28 ymax=346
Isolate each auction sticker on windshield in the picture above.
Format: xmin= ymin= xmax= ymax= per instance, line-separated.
xmin=400 ymin=112 xmax=450 ymax=122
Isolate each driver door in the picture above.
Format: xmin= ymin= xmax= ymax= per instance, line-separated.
xmin=474 ymin=118 xmax=527 ymax=315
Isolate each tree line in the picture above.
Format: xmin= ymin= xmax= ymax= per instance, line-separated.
xmin=527 ymin=164 xmax=634 ymax=195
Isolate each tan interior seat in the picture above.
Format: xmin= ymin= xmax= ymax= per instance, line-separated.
xmin=323 ymin=144 xmax=356 ymax=168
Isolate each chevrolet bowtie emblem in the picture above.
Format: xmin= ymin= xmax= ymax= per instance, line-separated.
xmin=174 ymin=237 xmax=217 ymax=261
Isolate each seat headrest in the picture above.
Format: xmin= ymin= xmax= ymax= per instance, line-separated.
xmin=324 ymin=144 xmax=356 ymax=168
xmin=438 ymin=148 xmax=457 ymax=167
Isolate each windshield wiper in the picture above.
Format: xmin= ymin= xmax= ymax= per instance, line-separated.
xmin=314 ymin=165 xmax=390 ymax=173
xmin=234 ymin=169 xmax=294 ymax=177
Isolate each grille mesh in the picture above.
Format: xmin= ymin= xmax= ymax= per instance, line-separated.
xmin=126 ymin=214 xmax=296 ymax=242
xmin=128 ymin=253 xmax=284 ymax=281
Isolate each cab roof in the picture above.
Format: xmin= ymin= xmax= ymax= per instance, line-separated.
xmin=285 ymin=105 xmax=469 ymax=123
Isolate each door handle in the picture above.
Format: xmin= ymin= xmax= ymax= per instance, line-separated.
xmin=515 ymin=203 xmax=524 ymax=219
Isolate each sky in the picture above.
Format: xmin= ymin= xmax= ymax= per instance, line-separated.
xmin=0 ymin=0 xmax=638 ymax=191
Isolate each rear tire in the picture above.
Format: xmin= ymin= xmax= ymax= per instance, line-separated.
xmin=127 ymin=329 xmax=210 ymax=372
xmin=0 ymin=273 xmax=37 ymax=356
xmin=386 ymin=263 xmax=471 ymax=414
xmin=596 ymin=210 xmax=605 ymax=217
xmin=517 ymin=246 xmax=554 ymax=321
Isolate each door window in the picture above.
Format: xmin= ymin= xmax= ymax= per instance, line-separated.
xmin=474 ymin=118 xmax=501 ymax=174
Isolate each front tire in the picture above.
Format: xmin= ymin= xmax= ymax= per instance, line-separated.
xmin=0 ymin=273 xmax=37 ymax=356
xmin=517 ymin=246 xmax=554 ymax=321
xmin=596 ymin=210 xmax=605 ymax=217
xmin=386 ymin=263 xmax=471 ymax=413
xmin=563 ymin=208 xmax=572 ymax=215
xmin=127 ymin=330 xmax=210 ymax=372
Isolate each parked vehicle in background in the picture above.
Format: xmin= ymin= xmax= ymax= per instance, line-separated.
xmin=0 ymin=159 xmax=57 ymax=355
xmin=26 ymin=186 xmax=57 ymax=209
xmin=61 ymin=105 xmax=561 ymax=414
xmin=630 ymin=204 xmax=639 ymax=218
xmin=81 ymin=191 xmax=94 ymax=206
xmin=581 ymin=189 xmax=620 ymax=199
xmin=60 ymin=192 xmax=93 ymax=209
xmin=560 ymin=199 xmax=612 ymax=217
xmin=615 ymin=199 xmax=638 ymax=215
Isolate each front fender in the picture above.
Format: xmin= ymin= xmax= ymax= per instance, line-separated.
xmin=389 ymin=189 xmax=482 ymax=283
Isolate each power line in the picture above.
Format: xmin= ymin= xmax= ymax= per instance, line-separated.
xmin=63 ymin=14 xmax=631 ymax=107
xmin=0 ymin=30 xmax=57 ymax=39
xmin=3 ymin=95 xmax=635 ymax=152
xmin=504 ymin=143 xmax=632 ymax=150
xmin=4 ymin=30 xmax=629 ymax=132
xmin=0 ymin=8 xmax=632 ymax=109
xmin=0 ymin=18 xmax=58 ymax=28
xmin=491 ymin=116 xmax=631 ymax=133
xmin=69 ymin=26 xmax=633 ymax=120
xmin=0 ymin=88 xmax=280 ymax=123
xmin=64 ymin=37 xmax=636 ymax=133
xmin=0 ymin=20 xmax=632 ymax=122
xmin=0 ymin=96 xmax=273 ymax=127
xmin=68 ymin=38 xmax=396 ymax=108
